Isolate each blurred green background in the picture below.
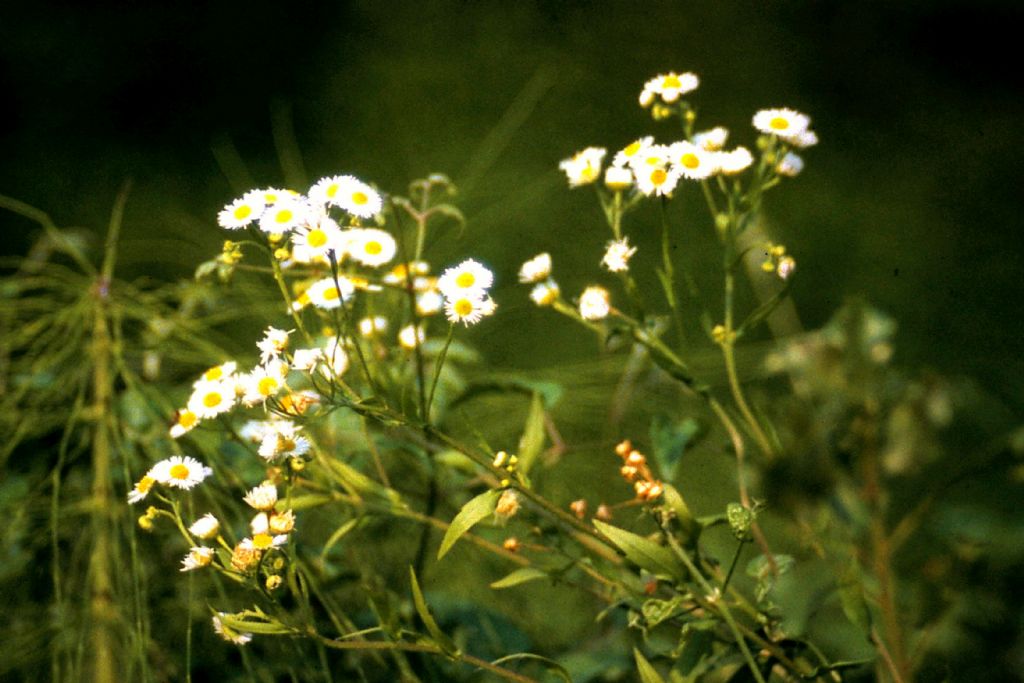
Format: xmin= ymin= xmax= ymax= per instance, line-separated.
xmin=2 ymin=0 xmax=1022 ymax=412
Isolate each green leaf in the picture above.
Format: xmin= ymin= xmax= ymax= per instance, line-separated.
xmin=516 ymin=392 xmax=546 ymax=475
xmin=649 ymin=415 xmax=705 ymax=481
xmin=634 ymin=648 xmax=667 ymax=683
xmin=437 ymin=489 xmax=501 ymax=560
xmin=409 ymin=567 xmax=459 ymax=656
xmin=735 ymin=280 xmax=792 ymax=338
xmin=319 ymin=457 xmax=403 ymax=507
xmin=661 ymin=483 xmax=701 ymax=544
xmin=490 ymin=567 xmax=548 ymax=590
xmin=449 ymin=378 xmax=563 ymax=411
xmin=838 ymin=561 xmax=873 ymax=637
xmin=286 ymin=494 xmax=334 ymax=511
xmin=320 ymin=518 xmax=361 ymax=561
xmin=592 ymin=519 xmax=687 ymax=582
xmin=218 ymin=608 xmax=292 ymax=636
xmin=491 ymin=653 xmax=571 ymax=682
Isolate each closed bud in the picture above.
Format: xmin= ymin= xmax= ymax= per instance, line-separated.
xmin=596 ymin=504 xmax=613 ymax=522
xmin=569 ymin=499 xmax=588 ymax=519
xmin=266 ymin=575 xmax=283 ymax=591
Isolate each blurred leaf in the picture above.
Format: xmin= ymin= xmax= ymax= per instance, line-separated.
xmin=837 ymin=561 xmax=873 ymax=638
xmin=319 ymin=458 xmax=403 ymax=507
xmin=650 ymin=415 xmax=705 ymax=481
xmin=450 ymin=377 xmax=563 ymax=409
xmin=517 ymin=392 xmax=546 ymax=475
xmin=437 ymin=488 xmax=500 ymax=560
xmin=642 ymin=596 xmax=685 ymax=629
xmin=491 ymin=653 xmax=571 ymax=682
xmin=593 ymin=519 xmax=686 ymax=582
xmin=746 ymin=553 xmax=795 ymax=605
xmin=409 ymin=567 xmax=459 ymax=656
xmin=634 ymin=648 xmax=667 ymax=683
xmin=490 ymin=567 xmax=548 ymax=590
xmin=320 ymin=517 xmax=361 ymax=561
xmin=661 ymin=483 xmax=701 ymax=545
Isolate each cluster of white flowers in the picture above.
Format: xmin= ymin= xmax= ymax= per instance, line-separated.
xmin=639 ymin=71 xmax=700 ymax=107
xmin=437 ymin=259 xmax=497 ymax=325
xmin=518 ymin=253 xmax=559 ymax=307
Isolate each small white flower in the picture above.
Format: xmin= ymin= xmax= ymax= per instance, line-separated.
xmin=321 ymin=339 xmax=350 ymax=377
xmin=776 ymin=152 xmax=804 ymax=177
xmin=416 ymin=290 xmax=445 ymax=316
xmin=240 ymin=532 xmax=288 ymax=552
xmin=127 ymin=472 xmax=158 ymax=504
xmin=398 ymin=324 xmax=426 ymax=350
xmin=180 ymin=547 xmax=215 ymax=572
xmin=691 ymin=127 xmax=729 ymax=151
xmin=169 ymin=408 xmax=199 ymax=439
xmin=604 ymin=166 xmax=634 ymax=191
xmin=579 ymin=286 xmax=611 ymax=321
xmin=308 ymin=175 xmax=346 ymax=206
xmin=529 ymin=280 xmax=560 ymax=306
xmin=291 ymin=347 xmax=324 ymax=371
xmin=258 ymin=196 xmax=307 ymax=234
xmin=358 ymin=316 xmax=388 ymax=337
xmin=239 ymin=419 xmax=275 ymax=443
xmin=612 ymin=136 xmax=654 ymax=167
xmin=244 ymin=482 xmax=278 ymax=511
xmin=241 ymin=361 xmax=288 ymax=406
xmin=195 ymin=361 xmax=238 ymax=386
xmin=346 ymin=228 xmax=396 ymax=267
xmin=150 ymin=456 xmax=213 ymax=490
xmin=646 ymin=71 xmax=700 ymax=104
xmin=306 ymin=276 xmax=355 ymax=310
xmin=635 ymin=164 xmax=682 ymax=197
xmin=518 ymin=253 xmax=552 ymax=284
xmin=187 ymin=379 xmax=237 ymax=419
xmin=627 ymin=143 xmax=672 ymax=173
xmin=383 ymin=261 xmax=431 ymax=285
xmin=717 ymin=147 xmax=754 ymax=175
xmin=189 ymin=513 xmax=221 ymax=540
xmin=256 ymin=327 xmax=290 ymax=364
xmin=445 ymin=293 xmax=497 ymax=326
xmin=638 ymin=86 xmax=655 ymax=108
xmin=291 ymin=216 xmax=345 ymax=264
xmin=331 ymin=176 xmax=383 ymax=218
xmin=217 ymin=191 xmax=266 ymax=230
xmin=789 ymin=129 xmax=818 ymax=149
xmin=777 ymin=256 xmax=796 ymax=280
xmin=213 ymin=613 xmax=253 ymax=646
xmin=439 ymin=259 xmax=494 ymax=298
xmin=559 ymin=147 xmax=606 ymax=187
xmin=257 ymin=422 xmax=310 ymax=461
xmin=601 ymin=237 xmax=637 ymax=273
xmin=753 ymin=108 xmax=811 ymax=138
xmin=670 ymin=141 xmax=718 ymax=180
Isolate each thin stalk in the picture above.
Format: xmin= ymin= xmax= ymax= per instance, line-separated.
xmin=721 ymin=539 xmax=747 ymax=594
xmin=425 ymin=323 xmax=455 ymax=421
xmin=659 ymin=197 xmax=686 ymax=344
xmin=270 ymin=256 xmax=313 ymax=344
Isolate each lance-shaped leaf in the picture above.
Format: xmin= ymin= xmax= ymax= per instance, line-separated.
xmin=516 ymin=392 xmax=546 ymax=474
xmin=491 ymin=653 xmax=572 ymax=682
xmin=490 ymin=567 xmax=548 ymax=590
xmin=634 ymin=648 xmax=667 ymax=683
xmin=593 ymin=519 xmax=687 ymax=582
xmin=409 ymin=567 xmax=459 ymax=656
xmin=437 ymin=489 xmax=501 ymax=560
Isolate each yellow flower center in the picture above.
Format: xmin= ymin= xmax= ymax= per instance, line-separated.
xmin=169 ymin=464 xmax=190 ymax=480
xmin=455 ymin=272 xmax=475 ymax=288
xmin=137 ymin=475 xmax=155 ymax=493
xmin=323 ymin=286 xmax=340 ymax=301
xmin=364 ymin=241 xmax=382 ymax=255
xmin=681 ymin=153 xmax=700 ymax=169
xmin=624 ymin=140 xmax=641 ymax=156
xmin=203 ymin=392 xmax=222 ymax=408
xmin=651 ymin=169 xmax=668 ymax=185
xmin=203 ymin=366 xmax=223 ymax=381
xmin=352 ymin=191 xmax=369 ymax=205
xmin=264 ymin=193 xmax=279 ymax=203
xmin=275 ymin=209 xmax=294 ymax=224
xmin=233 ymin=205 xmax=251 ymax=220
xmin=662 ymin=74 xmax=681 ymax=89
xmin=769 ymin=116 xmax=790 ymax=130
xmin=178 ymin=411 xmax=197 ymax=429
xmin=280 ymin=437 xmax=296 ymax=452
xmin=252 ymin=533 xmax=274 ymax=550
xmin=307 ymin=229 xmax=327 ymax=248
xmin=454 ymin=299 xmax=474 ymax=317
xmin=581 ymin=164 xmax=597 ymax=181
xmin=326 ymin=183 xmax=339 ymax=198
xmin=258 ymin=377 xmax=278 ymax=396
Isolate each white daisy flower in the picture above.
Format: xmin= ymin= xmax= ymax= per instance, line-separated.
xmin=250 ymin=511 xmax=270 ymax=535
xmin=308 ymin=175 xmax=348 ymax=206
xmin=180 ymin=547 xmax=215 ymax=572
xmin=416 ymin=290 xmax=444 ymax=316
xmin=169 ymin=408 xmax=199 ymax=439
xmin=239 ymin=419 xmax=275 ymax=443
xmin=243 ymin=482 xmax=278 ymax=511
xmin=258 ymin=196 xmax=307 ymax=234
xmin=627 ymin=143 xmax=672 ymax=173
xmin=187 ymin=379 xmax=237 ymax=419
xmin=670 ymin=141 xmax=718 ymax=180
xmin=604 ymin=166 xmax=634 ymax=191
xmin=291 ymin=347 xmax=324 ymax=371
xmin=717 ymin=147 xmax=754 ymax=175
xmin=321 ymin=339 xmax=350 ymax=377
xmin=257 ymin=327 xmax=290 ymax=364
xmin=329 ymin=176 xmax=383 ymax=218
xmin=612 ymin=136 xmax=654 ymax=167
xmin=241 ymin=361 xmax=288 ymax=406
xmin=639 ymin=86 xmax=656 ymax=108
xmin=558 ymin=147 xmax=606 ymax=187
xmin=445 ymin=293 xmax=497 ymax=326
xmin=257 ymin=421 xmax=311 ymax=461
xmin=579 ymin=286 xmax=611 ymax=321
xmin=647 ymin=71 xmax=699 ymax=104
xmin=358 ymin=316 xmax=388 ymax=337
xmin=438 ymin=259 xmax=494 ymax=298
xmin=529 ymin=280 xmax=560 ymax=306
xmin=397 ymin=324 xmax=426 ymax=350
xmin=256 ymin=187 xmax=294 ymax=206
xmin=776 ymin=152 xmax=804 ymax=177
xmin=291 ymin=216 xmax=345 ymax=264
xmin=189 ymin=513 xmax=220 ymax=540
xmin=789 ymin=129 xmax=819 ymax=149
xmin=196 ymin=361 xmax=238 ymax=386
xmin=753 ymin=108 xmax=811 ymax=138
xmin=217 ymin=192 xmax=265 ymax=230
xmin=306 ymin=276 xmax=355 ymax=310
xmin=268 ymin=509 xmax=296 ymax=534
xmin=150 ymin=455 xmax=213 ymax=490
xmin=239 ymin=532 xmax=288 ymax=552
xmin=602 ymin=237 xmax=637 ymax=272
xmin=635 ymin=164 xmax=682 ymax=197
xmin=692 ymin=126 xmax=729 ymax=151
xmin=127 ymin=472 xmax=158 ymax=504
xmin=346 ymin=228 xmax=396 ymax=267
xmin=518 ymin=253 xmax=552 ymax=283
xmin=213 ymin=613 xmax=253 ymax=646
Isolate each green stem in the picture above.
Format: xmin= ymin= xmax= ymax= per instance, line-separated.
xmin=659 ymin=198 xmax=686 ymax=344
xmin=270 ymin=256 xmax=312 ymax=344
xmin=425 ymin=323 xmax=454 ymax=421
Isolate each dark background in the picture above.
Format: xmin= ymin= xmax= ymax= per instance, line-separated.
xmin=2 ymin=0 xmax=1022 ymax=404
